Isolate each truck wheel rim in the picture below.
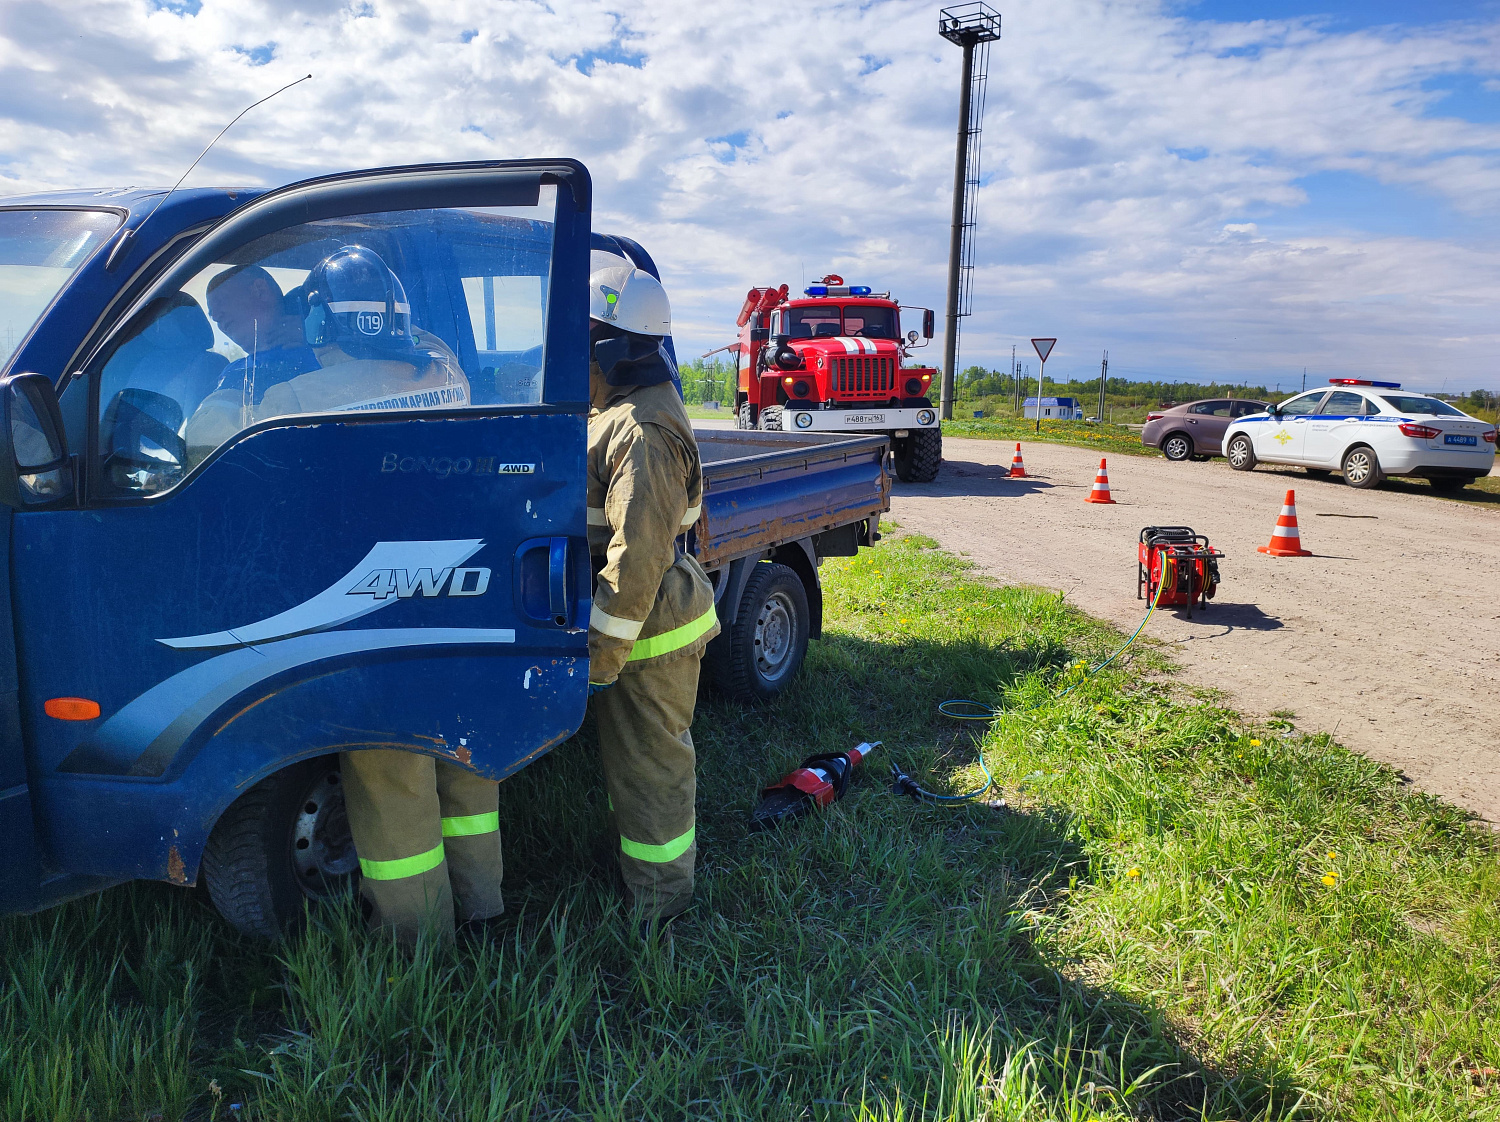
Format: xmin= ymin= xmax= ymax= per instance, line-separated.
xmin=754 ymin=592 xmax=795 ymax=680
xmin=291 ymin=770 xmax=359 ymax=898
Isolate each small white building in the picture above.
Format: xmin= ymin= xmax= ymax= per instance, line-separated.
xmin=1022 ymin=396 xmax=1083 ymax=420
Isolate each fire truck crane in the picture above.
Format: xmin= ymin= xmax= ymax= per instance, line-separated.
xmin=724 ymin=275 xmax=943 ymax=483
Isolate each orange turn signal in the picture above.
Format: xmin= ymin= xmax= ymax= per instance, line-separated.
xmin=45 ymin=697 xmax=101 ymax=721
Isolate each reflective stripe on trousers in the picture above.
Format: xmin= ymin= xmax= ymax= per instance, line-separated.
xmin=360 ymin=842 xmax=445 ymax=881
xmin=621 ymin=824 xmax=695 ymax=863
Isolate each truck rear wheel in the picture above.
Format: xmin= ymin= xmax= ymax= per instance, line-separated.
xmin=706 ymin=562 xmax=809 ymax=703
xmin=738 ymin=401 xmax=755 ymax=430
xmin=893 ymin=429 xmax=942 ymax=482
xmin=201 ymin=755 xmax=359 ymax=938
xmin=758 ymin=405 xmax=783 ymax=431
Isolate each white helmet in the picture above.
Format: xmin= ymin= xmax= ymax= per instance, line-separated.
xmin=589 ymin=263 xmax=671 ymax=337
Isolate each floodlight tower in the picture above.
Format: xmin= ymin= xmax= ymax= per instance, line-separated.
xmin=938 ymin=2 xmax=1001 ymax=420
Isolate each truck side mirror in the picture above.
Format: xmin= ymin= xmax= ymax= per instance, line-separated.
xmin=922 ymin=309 xmax=935 ymax=339
xmin=0 ymin=373 xmax=72 ymax=508
xmin=101 ymin=388 xmax=186 ymax=494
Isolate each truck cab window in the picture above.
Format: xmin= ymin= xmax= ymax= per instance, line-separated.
xmin=842 ymin=305 xmax=896 ymax=339
xmin=93 ymin=201 xmax=555 ymax=495
xmin=785 ymin=305 xmax=839 ymax=340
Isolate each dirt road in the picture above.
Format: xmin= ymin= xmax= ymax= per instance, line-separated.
xmin=888 ymin=437 xmax=1500 ymax=824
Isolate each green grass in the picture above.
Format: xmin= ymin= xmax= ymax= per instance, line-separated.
xmin=3 ymin=537 xmax=1496 ymax=1120
xmin=942 ymin=417 xmax=1158 ymax=458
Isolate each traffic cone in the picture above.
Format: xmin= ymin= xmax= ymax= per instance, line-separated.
xmin=1008 ymin=443 xmax=1027 ymax=478
xmin=1257 ymin=489 xmax=1312 ymax=557
xmin=1084 ymin=458 xmax=1116 ymax=504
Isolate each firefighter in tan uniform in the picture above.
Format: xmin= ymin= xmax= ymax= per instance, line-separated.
xmin=190 ymin=245 xmax=500 ymax=943
xmin=585 ymin=262 xmax=718 ymax=921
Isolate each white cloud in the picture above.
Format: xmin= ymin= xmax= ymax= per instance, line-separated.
xmin=0 ymin=0 xmax=1497 ymax=389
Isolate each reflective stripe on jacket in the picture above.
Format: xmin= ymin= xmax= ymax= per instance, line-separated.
xmin=586 ymin=378 xmax=718 ymax=683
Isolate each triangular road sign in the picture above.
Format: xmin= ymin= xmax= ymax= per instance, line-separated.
xmin=1031 ymin=338 xmax=1056 ymax=363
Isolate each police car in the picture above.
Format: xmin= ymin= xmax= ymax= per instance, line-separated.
xmin=1222 ymin=379 xmax=1497 ymax=491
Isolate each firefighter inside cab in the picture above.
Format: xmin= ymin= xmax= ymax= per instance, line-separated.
xmin=585 ymin=261 xmax=719 ymax=926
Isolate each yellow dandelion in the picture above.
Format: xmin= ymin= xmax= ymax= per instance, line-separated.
xmin=1326 ymin=850 xmax=1338 ymax=860
xmin=1322 ymin=872 xmax=1339 ymax=886
xmin=1249 ymin=739 xmax=1261 ymax=747
xmin=1126 ymin=867 xmax=1141 ymax=879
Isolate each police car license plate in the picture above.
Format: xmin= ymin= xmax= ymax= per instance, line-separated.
xmin=1445 ymin=434 xmax=1477 ymax=446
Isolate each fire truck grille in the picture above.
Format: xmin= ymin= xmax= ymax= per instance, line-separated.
xmin=833 ymin=356 xmax=895 ymax=399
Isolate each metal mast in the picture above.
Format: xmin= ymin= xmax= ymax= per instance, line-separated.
xmin=938 ymin=3 xmax=1001 ymax=420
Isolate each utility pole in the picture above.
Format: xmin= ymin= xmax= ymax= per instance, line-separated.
xmin=1011 ymin=343 xmax=1017 ymax=415
xmin=938 ymin=4 xmax=1002 ymax=421
xmin=1302 ymin=367 xmax=1306 ymax=393
xmin=1097 ymin=350 xmax=1108 ymax=423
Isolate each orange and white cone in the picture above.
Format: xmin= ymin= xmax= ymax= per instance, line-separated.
xmin=1257 ymin=489 xmax=1312 ymax=556
xmin=1084 ymin=458 xmax=1116 ymax=504
xmin=1009 ymin=443 xmax=1027 ymax=478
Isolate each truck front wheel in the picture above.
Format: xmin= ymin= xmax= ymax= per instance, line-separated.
xmin=706 ymin=562 xmax=810 ymax=703
xmin=201 ymin=755 xmax=359 ymax=938
xmin=758 ymin=405 xmax=783 ymax=431
xmin=893 ymin=429 xmax=942 ymax=482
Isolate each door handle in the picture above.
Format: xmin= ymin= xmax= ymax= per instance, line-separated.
xmin=514 ymin=536 xmax=579 ymax=628
xmin=548 ymin=536 xmax=569 ymax=626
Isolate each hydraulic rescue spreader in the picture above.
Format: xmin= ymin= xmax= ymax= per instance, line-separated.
xmin=1137 ymin=526 xmax=1224 ymax=618
xmin=751 ymin=742 xmax=879 ymax=830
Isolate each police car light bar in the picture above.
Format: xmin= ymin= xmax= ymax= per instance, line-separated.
xmin=1329 ymin=378 xmax=1401 ymax=389
xmin=803 ymin=285 xmax=873 ymax=297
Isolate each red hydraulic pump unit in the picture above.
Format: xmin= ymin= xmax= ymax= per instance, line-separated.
xmin=1137 ymin=526 xmax=1224 ymax=617
xmin=715 ymin=275 xmax=943 ymax=482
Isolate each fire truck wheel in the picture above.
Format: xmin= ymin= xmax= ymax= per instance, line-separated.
xmin=737 ymin=401 xmax=755 ymax=430
xmin=758 ymin=405 xmax=783 ymax=431
xmin=705 ymin=562 xmax=809 ymax=703
xmin=893 ymin=429 xmax=942 ymax=482
xmin=1226 ymin=435 xmax=1256 ymax=471
xmin=1161 ymin=432 xmax=1192 ymax=461
xmin=201 ymin=755 xmax=358 ymax=939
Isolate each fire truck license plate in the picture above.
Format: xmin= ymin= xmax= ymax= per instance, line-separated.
xmin=845 ymin=414 xmax=885 ymax=424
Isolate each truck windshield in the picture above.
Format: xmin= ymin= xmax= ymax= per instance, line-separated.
xmin=0 ymin=209 xmax=121 ymax=368
xmin=842 ymin=305 xmax=896 ymax=339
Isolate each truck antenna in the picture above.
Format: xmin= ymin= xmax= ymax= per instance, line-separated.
xmin=106 ymin=73 xmax=313 ymax=270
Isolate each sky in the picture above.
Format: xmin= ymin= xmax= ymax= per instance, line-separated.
xmin=0 ymin=0 xmax=1497 ymax=393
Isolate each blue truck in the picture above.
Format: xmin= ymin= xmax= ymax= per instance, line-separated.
xmin=0 ymin=160 xmax=889 ymax=935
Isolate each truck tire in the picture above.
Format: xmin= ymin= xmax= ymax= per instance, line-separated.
xmin=706 ymin=562 xmax=809 ymax=703
xmin=738 ymin=401 xmax=755 ymax=430
xmin=893 ymin=429 xmax=942 ymax=482
xmin=201 ymin=755 xmax=359 ymax=938
xmin=758 ymin=405 xmax=783 ymax=431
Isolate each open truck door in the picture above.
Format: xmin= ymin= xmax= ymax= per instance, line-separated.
xmin=1 ymin=161 xmax=593 ymax=930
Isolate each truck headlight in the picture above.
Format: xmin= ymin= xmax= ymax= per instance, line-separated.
xmin=916 ymin=409 xmax=935 ymax=426
xmin=795 ymin=412 xmax=813 ymax=429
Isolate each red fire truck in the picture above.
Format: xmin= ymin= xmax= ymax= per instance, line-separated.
xmin=724 ymin=276 xmax=943 ymax=482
